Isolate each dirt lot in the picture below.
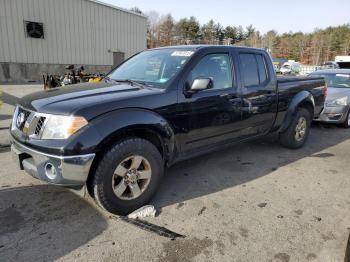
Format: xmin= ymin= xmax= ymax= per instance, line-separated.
xmin=0 ymin=85 xmax=350 ymax=262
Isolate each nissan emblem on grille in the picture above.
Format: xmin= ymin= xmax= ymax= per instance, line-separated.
xmin=16 ymin=112 xmax=26 ymax=128
xmin=13 ymin=107 xmax=46 ymax=138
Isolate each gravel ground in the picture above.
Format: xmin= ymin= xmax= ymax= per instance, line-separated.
xmin=0 ymin=85 xmax=349 ymax=262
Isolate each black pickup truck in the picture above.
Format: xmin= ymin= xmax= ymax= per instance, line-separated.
xmin=10 ymin=46 xmax=325 ymax=214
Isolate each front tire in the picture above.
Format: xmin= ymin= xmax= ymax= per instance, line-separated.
xmin=279 ymin=108 xmax=311 ymax=149
xmin=91 ymin=138 xmax=163 ymax=215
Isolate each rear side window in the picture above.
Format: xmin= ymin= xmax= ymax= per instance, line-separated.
xmin=239 ymin=54 xmax=259 ymax=87
xmin=256 ymin=55 xmax=268 ymax=84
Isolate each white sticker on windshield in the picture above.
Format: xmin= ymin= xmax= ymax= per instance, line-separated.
xmin=171 ymin=51 xmax=194 ymax=57
xmin=336 ymin=74 xmax=350 ymax=78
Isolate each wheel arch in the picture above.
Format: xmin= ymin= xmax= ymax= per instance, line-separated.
xmin=85 ymin=109 xmax=176 ymax=196
xmin=279 ymin=91 xmax=315 ymax=133
xmin=95 ymin=125 xmax=167 ymax=159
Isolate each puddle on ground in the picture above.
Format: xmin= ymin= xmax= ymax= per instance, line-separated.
xmin=0 ymin=207 xmax=25 ymax=235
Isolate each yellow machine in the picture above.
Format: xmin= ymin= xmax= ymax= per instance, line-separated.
xmin=43 ymin=65 xmax=104 ymax=89
xmin=88 ymin=76 xmax=103 ymax=83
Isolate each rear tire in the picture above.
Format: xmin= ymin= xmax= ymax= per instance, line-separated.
xmin=279 ymin=108 xmax=311 ymax=149
xmin=91 ymin=138 xmax=163 ymax=215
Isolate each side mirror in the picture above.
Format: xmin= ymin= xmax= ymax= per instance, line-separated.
xmin=185 ymin=78 xmax=213 ymax=96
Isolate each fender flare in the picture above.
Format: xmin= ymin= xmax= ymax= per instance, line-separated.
xmin=278 ymin=91 xmax=315 ymax=133
xmin=90 ymin=108 xmax=177 ymax=162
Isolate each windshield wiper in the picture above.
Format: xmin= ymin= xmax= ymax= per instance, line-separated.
xmin=103 ymin=76 xmax=114 ymax=82
xmin=112 ymin=79 xmax=147 ymax=88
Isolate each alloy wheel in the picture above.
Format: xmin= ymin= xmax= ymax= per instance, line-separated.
xmin=112 ymin=155 xmax=152 ymax=200
xmin=295 ymin=116 xmax=307 ymax=142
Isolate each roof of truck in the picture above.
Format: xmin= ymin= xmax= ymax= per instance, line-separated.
xmin=150 ymin=45 xmax=266 ymax=52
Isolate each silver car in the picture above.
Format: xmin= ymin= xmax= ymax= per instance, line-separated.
xmin=310 ymin=69 xmax=350 ymax=128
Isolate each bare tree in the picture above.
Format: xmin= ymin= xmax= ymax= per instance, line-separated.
xmin=145 ymin=10 xmax=160 ymax=48
xmin=159 ymin=14 xmax=175 ymax=46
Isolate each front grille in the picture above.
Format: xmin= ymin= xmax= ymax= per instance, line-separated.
xmin=35 ymin=116 xmax=46 ymax=135
xmin=16 ymin=107 xmax=31 ymax=130
xmin=13 ymin=106 xmax=47 ymax=138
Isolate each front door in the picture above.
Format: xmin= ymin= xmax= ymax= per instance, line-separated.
xmin=180 ymin=52 xmax=243 ymax=154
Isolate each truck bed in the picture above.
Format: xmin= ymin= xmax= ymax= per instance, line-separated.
xmin=276 ymin=75 xmax=325 ymax=120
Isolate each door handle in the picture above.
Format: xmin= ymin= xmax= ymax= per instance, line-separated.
xmin=220 ymin=93 xmax=241 ymax=106
xmin=229 ymin=97 xmax=241 ymax=103
xmin=220 ymin=93 xmax=238 ymax=100
xmin=220 ymin=93 xmax=232 ymax=98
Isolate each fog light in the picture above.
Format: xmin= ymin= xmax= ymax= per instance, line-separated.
xmin=45 ymin=163 xmax=57 ymax=180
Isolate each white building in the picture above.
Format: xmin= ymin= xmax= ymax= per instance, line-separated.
xmin=0 ymin=0 xmax=147 ymax=82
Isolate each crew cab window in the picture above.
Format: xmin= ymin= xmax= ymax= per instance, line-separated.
xmin=188 ymin=53 xmax=233 ymax=89
xmin=239 ymin=54 xmax=259 ymax=87
xmin=240 ymin=53 xmax=269 ymax=87
xmin=256 ymin=55 xmax=268 ymax=84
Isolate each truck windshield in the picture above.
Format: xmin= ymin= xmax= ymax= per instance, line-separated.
xmin=312 ymin=73 xmax=350 ymax=88
xmin=107 ymin=49 xmax=195 ymax=88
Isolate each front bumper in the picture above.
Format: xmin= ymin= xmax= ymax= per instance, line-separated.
xmin=11 ymin=138 xmax=95 ymax=186
xmin=314 ymin=105 xmax=349 ymax=124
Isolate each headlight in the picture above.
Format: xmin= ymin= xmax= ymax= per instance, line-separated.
xmin=41 ymin=115 xmax=88 ymax=139
xmin=326 ymin=96 xmax=348 ymax=107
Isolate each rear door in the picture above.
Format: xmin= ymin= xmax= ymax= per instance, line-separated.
xmin=237 ymin=51 xmax=278 ymax=138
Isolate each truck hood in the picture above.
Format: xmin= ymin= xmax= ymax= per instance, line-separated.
xmin=325 ymin=87 xmax=350 ymax=102
xmin=19 ymin=82 xmax=164 ymax=119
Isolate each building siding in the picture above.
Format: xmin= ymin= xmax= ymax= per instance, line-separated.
xmin=0 ymin=0 xmax=147 ymax=65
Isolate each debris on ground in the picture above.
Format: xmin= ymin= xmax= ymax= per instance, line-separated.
xmin=176 ymin=202 xmax=185 ymax=209
xmin=127 ymin=205 xmax=156 ymax=219
xmin=117 ymin=216 xmax=185 ymax=240
xmin=313 ymin=216 xmax=322 ymax=222
xmin=198 ymin=207 xmax=206 ymax=216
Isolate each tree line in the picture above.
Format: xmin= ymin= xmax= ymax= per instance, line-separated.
xmin=130 ymin=8 xmax=350 ymax=65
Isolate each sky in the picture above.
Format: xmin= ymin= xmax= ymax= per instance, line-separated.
xmin=101 ymin=0 xmax=350 ymax=34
